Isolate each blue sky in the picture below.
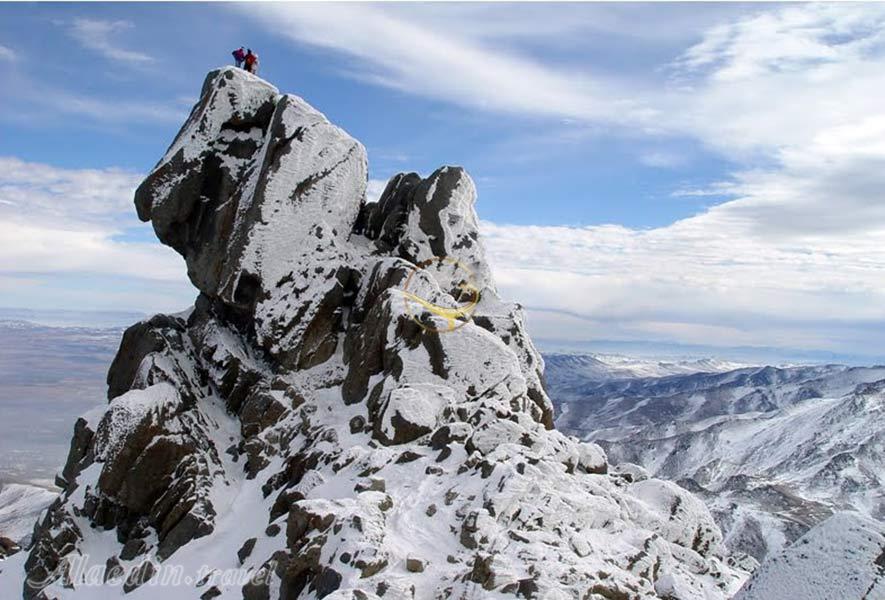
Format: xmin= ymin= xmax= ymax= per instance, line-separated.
xmin=0 ymin=2 xmax=736 ymax=227
xmin=3 ymin=2 xmax=885 ymax=361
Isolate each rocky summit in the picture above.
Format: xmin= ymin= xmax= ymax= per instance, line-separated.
xmin=9 ymin=68 xmax=748 ymax=599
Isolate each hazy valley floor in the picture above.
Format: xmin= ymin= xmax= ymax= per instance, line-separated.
xmin=0 ymin=320 xmax=121 ymax=484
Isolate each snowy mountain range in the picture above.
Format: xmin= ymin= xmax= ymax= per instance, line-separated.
xmin=544 ymin=352 xmax=750 ymax=384
xmin=547 ymin=353 xmax=885 ymax=564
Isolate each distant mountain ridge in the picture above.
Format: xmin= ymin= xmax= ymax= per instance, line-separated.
xmin=0 ymin=308 xmax=146 ymax=329
xmin=547 ymin=354 xmax=885 ymax=562
xmin=544 ymin=351 xmax=751 ymax=383
xmin=537 ymin=337 xmax=885 ymax=367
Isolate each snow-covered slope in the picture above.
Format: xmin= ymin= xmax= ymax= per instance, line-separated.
xmin=0 ymin=68 xmax=746 ymax=599
xmin=545 ymin=352 xmax=750 ymax=384
xmin=550 ymin=359 xmax=885 ymax=562
xmin=734 ymin=512 xmax=885 ymax=600
xmin=0 ymin=484 xmax=57 ymax=550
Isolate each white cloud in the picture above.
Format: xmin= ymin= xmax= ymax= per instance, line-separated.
xmin=366 ymin=179 xmax=388 ymax=204
xmin=0 ymin=157 xmax=140 ymax=226
xmin=0 ymin=72 xmax=188 ymax=126
xmin=236 ymin=3 xmax=655 ymax=127
xmin=239 ymin=3 xmax=885 ymax=231
xmin=0 ymin=157 xmax=187 ymax=287
xmin=68 ymin=18 xmax=154 ymax=64
xmin=0 ymin=26 xmax=182 ymax=126
xmin=45 ymin=88 xmax=186 ymax=124
xmin=664 ymin=4 xmax=885 ymax=157
xmin=659 ymin=4 xmax=885 ymax=241
xmin=639 ymin=151 xmax=686 ymax=169
xmin=0 ymin=219 xmax=183 ymax=282
xmin=481 ymin=216 xmax=885 ymax=352
xmin=234 ymin=3 xmax=885 ymax=353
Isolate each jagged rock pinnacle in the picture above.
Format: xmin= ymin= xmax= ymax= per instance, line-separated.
xmin=18 ymin=68 xmax=746 ymax=600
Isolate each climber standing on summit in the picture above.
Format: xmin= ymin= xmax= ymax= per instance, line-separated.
xmin=244 ymin=48 xmax=259 ymax=74
xmin=232 ymin=46 xmax=246 ymax=68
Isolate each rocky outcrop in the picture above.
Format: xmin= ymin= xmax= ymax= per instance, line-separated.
xmin=0 ymin=537 xmax=21 ymax=559
xmin=11 ymin=68 xmax=746 ymax=599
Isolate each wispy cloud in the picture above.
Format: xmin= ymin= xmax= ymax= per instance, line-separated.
xmin=0 ymin=67 xmax=188 ymax=126
xmin=235 ymin=2 xmax=885 ymax=351
xmin=68 ymin=18 xmax=154 ymax=65
xmin=45 ymin=88 xmax=186 ymax=124
xmin=0 ymin=44 xmax=14 ymax=62
xmin=237 ymin=3 xmax=655 ymax=127
xmin=0 ymin=156 xmax=140 ymax=226
xmin=639 ymin=151 xmax=686 ymax=169
xmin=0 ymin=29 xmax=183 ymax=126
xmin=662 ymin=3 xmax=885 ymax=241
xmin=243 ymin=4 xmax=885 ymax=226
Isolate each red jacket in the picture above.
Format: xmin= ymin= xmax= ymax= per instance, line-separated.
xmin=244 ymin=53 xmax=257 ymax=67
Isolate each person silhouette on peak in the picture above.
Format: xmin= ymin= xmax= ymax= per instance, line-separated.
xmin=244 ymin=48 xmax=259 ymax=74
xmin=232 ymin=46 xmax=245 ymax=68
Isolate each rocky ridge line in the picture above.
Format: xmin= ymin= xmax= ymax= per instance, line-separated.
xmin=13 ymin=67 xmax=747 ymax=600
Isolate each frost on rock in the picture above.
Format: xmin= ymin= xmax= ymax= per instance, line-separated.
xmin=13 ymin=67 xmax=747 ymax=600
xmin=624 ymin=480 xmax=723 ymax=557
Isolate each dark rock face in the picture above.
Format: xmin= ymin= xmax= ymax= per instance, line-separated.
xmin=0 ymin=536 xmax=21 ymax=559
xmin=57 ymin=417 xmax=94 ymax=490
xmin=106 ymin=314 xmax=192 ymax=401
xmin=135 ymin=68 xmax=367 ymax=373
xmin=15 ymin=68 xmax=743 ymax=600
xmin=134 ymin=69 xmax=279 ymax=294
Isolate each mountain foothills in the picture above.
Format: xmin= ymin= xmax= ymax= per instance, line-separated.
xmin=0 ymin=68 xmax=747 ymax=599
xmin=548 ymin=354 xmax=885 ymax=574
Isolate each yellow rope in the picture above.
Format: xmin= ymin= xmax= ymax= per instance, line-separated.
xmin=402 ymin=281 xmax=480 ymax=332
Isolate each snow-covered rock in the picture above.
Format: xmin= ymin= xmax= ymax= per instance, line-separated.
xmin=2 ymin=68 xmax=746 ymax=600
xmin=0 ymin=484 xmax=57 ymax=552
xmin=625 ymin=479 xmax=723 ymax=558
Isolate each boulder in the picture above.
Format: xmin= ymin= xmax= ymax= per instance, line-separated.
xmin=626 ymin=479 xmax=723 ymax=557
